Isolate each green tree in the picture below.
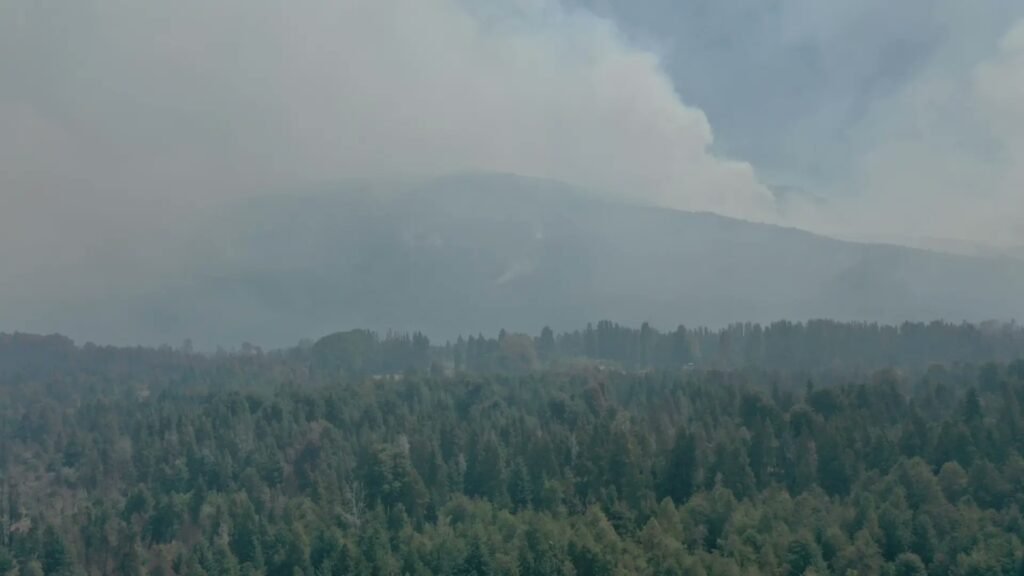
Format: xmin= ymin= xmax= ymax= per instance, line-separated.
xmin=466 ymin=434 xmax=507 ymax=503
xmin=40 ymin=525 xmax=71 ymax=576
xmin=20 ymin=561 xmax=44 ymax=576
xmin=456 ymin=540 xmax=493 ymax=576
xmin=937 ymin=460 xmax=969 ymax=501
xmin=893 ymin=552 xmax=927 ymax=576
xmin=784 ymin=534 xmax=823 ymax=576
xmin=0 ymin=547 xmax=14 ymax=574
xmin=663 ymin=427 xmax=698 ymax=504
xmin=508 ymin=458 xmax=532 ymax=511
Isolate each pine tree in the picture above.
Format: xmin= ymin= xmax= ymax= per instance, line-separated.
xmin=663 ymin=427 xmax=698 ymax=504
xmin=40 ymin=525 xmax=71 ymax=576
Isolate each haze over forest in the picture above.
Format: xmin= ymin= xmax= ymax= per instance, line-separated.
xmin=3 ymin=0 xmax=1024 ymax=346
xmin=8 ymin=173 xmax=1024 ymax=349
xmin=8 ymin=3 xmax=1024 ymax=576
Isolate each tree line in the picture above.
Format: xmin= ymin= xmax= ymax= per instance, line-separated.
xmin=5 ymin=320 xmax=1024 ymax=382
xmin=2 ymin=321 xmax=1024 ymax=573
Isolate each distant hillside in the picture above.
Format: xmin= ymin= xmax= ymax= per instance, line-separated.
xmin=29 ymin=173 xmax=1024 ymax=347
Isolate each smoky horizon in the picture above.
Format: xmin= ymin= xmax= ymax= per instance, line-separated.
xmin=2 ymin=0 xmax=1024 ymax=347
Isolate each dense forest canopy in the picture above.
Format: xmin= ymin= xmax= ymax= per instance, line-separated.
xmin=2 ymin=320 xmax=1024 ymax=575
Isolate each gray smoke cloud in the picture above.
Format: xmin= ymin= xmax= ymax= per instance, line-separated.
xmin=2 ymin=0 xmax=1024 ymax=343
xmin=785 ymin=19 xmax=1024 ymax=249
xmin=0 ymin=0 xmax=778 ymax=315
xmin=580 ymin=0 xmax=1024 ymax=249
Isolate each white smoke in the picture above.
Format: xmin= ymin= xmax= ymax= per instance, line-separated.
xmin=0 ymin=0 xmax=781 ymax=321
xmin=783 ymin=19 xmax=1024 ymax=248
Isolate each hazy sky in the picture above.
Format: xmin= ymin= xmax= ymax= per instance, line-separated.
xmin=2 ymin=0 xmax=1023 ymax=283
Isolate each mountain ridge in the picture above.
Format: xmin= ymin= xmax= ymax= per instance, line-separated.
xmin=15 ymin=173 xmax=1024 ymax=348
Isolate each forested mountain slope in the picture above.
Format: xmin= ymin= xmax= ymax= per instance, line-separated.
xmin=26 ymin=173 xmax=1024 ymax=348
